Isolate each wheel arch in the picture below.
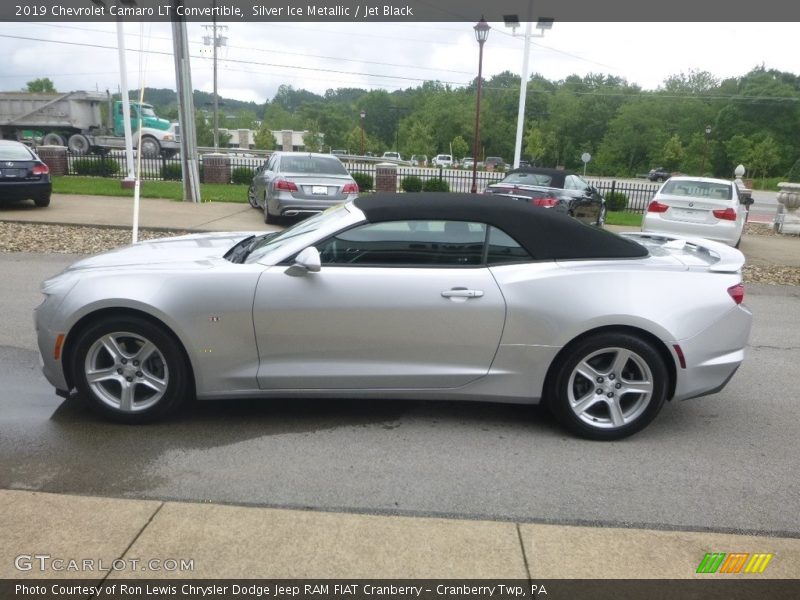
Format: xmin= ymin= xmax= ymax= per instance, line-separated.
xmin=543 ymin=324 xmax=678 ymax=404
xmin=61 ymin=307 xmax=196 ymax=396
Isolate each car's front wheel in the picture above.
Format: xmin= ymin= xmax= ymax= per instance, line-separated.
xmin=71 ymin=316 xmax=191 ymax=423
xmin=548 ymin=332 xmax=668 ymax=440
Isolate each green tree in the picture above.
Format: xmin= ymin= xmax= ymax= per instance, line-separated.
xmin=451 ymin=135 xmax=469 ymax=160
xmin=749 ymin=135 xmax=781 ymax=183
xmin=254 ymin=122 xmax=276 ymax=150
xmin=26 ymin=78 xmax=56 ymax=93
xmin=524 ymin=124 xmax=546 ymax=165
xmin=660 ymin=134 xmax=685 ymax=171
xmin=302 ymin=120 xmax=324 ymax=152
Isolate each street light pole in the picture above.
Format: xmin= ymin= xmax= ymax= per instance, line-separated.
xmin=360 ymin=110 xmax=366 ymax=156
xmin=701 ymin=124 xmax=712 ymax=175
xmin=506 ymin=7 xmax=554 ymax=170
xmin=471 ymin=17 xmax=490 ymax=194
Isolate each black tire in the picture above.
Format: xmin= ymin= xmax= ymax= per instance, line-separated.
xmin=70 ymin=315 xmax=192 ymax=424
xmin=264 ymin=202 xmax=279 ymax=224
xmin=33 ymin=194 xmax=51 ymax=208
xmin=547 ymin=332 xmax=668 ymax=440
xmin=67 ymin=134 xmax=91 ymax=155
xmin=139 ymin=136 xmax=161 ymax=159
xmin=42 ymin=132 xmax=66 ymax=146
xmin=248 ymin=184 xmax=259 ymax=209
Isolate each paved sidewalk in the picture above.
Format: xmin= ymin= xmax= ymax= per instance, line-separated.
xmin=2 ymin=194 xmax=799 ymax=582
xmin=2 ymin=490 xmax=799 ymax=579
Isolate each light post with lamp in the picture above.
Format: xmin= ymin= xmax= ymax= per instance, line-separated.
xmin=701 ymin=124 xmax=712 ymax=175
xmin=470 ymin=17 xmax=490 ymax=194
xmin=359 ymin=110 xmax=366 ymax=156
xmin=504 ymin=8 xmax=553 ymax=169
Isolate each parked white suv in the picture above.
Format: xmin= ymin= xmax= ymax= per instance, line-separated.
xmin=432 ymin=154 xmax=453 ymax=168
xmin=381 ymin=151 xmax=402 ymax=161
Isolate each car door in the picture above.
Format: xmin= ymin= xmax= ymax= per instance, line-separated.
xmin=565 ymin=174 xmax=599 ymax=224
xmin=252 ymin=219 xmax=507 ymax=390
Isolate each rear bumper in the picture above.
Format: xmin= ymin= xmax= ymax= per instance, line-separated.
xmin=270 ymin=194 xmax=356 ymax=217
xmin=672 ymin=303 xmax=752 ymax=401
xmin=0 ymin=180 xmax=51 ymax=201
xmin=642 ymin=215 xmax=742 ymax=246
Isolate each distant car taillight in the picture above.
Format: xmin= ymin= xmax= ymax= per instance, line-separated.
xmin=342 ymin=182 xmax=359 ymax=193
xmin=532 ymin=197 xmax=557 ymax=207
xmin=275 ymin=179 xmax=298 ymax=192
xmin=727 ymin=283 xmax=745 ymax=305
xmin=647 ymin=200 xmax=669 ymax=213
xmin=713 ymin=207 xmax=737 ymax=221
xmin=32 ymin=164 xmax=49 ymax=175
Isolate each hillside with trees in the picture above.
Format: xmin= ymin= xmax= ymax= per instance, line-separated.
xmin=135 ymin=67 xmax=800 ymax=179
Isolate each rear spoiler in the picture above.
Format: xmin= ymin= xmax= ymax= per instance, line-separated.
xmin=620 ymin=232 xmax=745 ymax=273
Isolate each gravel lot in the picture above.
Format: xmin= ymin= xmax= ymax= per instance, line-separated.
xmin=0 ymin=221 xmax=798 ymax=286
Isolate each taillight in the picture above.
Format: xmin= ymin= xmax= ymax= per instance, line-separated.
xmin=727 ymin=283 xmax=744 ymax=305
xmin=532 ymin=197 xmax=557 ymax=207
xmin=647 ymin=200 xmax=669 ymax=213
xmin=32 ymin=164 xmax=49 ymax=175
xmin=341 ymin=182 xmax=359 ymax=193
xmin=713 ymin=208 xmax=737 ymax=221
xmin=275 ymin=179 xmax=298 ymax=192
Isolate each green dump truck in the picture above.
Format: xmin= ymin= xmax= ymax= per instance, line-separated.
xmin=0 ymin=90 xmax=180 ymax=158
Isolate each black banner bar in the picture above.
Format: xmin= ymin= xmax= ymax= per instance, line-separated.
xmin=2 ymin=579 xmax=800 ymax=600
xmin=3 ymin=0 xmax=800 ymax=23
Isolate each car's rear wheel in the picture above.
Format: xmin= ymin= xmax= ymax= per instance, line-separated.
xmin=33 ymin=194 xmax=51 ymax=208
xmin=548 ymin=332 xmax=668 ymax=440
xmin=71 ymin=316 xmax=191 ymax=423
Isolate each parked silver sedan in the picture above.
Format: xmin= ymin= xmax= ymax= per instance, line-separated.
xmin=247 ymin=152 xmax=359 ymax=223
xmin=35 ymin=194 xmax=752 ymax=440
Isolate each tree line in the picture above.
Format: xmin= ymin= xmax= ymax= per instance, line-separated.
xmin=216 ymin=66 xmax=799 ymax=180
xmin=33 ymin=64 xmax=800 ymax=180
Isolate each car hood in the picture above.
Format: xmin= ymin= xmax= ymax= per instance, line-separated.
xmin=62 ymin=231 xmax=258 ymax=272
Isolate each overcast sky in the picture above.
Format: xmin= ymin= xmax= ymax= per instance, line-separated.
xmin=0 ymin=22 xmax=797 ymax=104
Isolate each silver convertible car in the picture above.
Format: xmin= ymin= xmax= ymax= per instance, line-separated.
xmin=35 ymin=194 xmax=752 ymax=440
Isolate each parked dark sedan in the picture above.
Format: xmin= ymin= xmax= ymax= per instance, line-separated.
xmin=647 ymin=167 xmax=672 ymax=182
xmin=484 ymin=167 xmax=606 ymax=226
xmin=0 ymin=140 xmax=51 ymax=207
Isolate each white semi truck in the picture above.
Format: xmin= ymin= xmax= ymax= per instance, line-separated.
xmin=0 ymin=90 xmax=180 ymax=158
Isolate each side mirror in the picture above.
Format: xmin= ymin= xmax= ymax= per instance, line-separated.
xmin=292 ymin=246 xmax=321 ymax=273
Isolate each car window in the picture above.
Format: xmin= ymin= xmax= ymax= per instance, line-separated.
xmin=266 ymin=155 xmax=278 ymax=171
xmin=661 ymin=180 xmax=732 ymax=200
xmin=280 ymin=156 xmax=348 ymax=175
xmin=316 ymin=220 xmax=487 ymax=267
xmin=0 ymin=144 xmax=35 ymax=160
xmin=486 ymin=227 xmax=534 ymax=265
xmin=502 ymin=172 xmax=553 ymax=186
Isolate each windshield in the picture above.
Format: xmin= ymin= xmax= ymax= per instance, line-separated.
xmin=139 ymin=106 xmax=157 ymax=118
xmin=281 ymin=155 xmax=349 ymax=175
xmin=501 ymin=172 xmax=553 ymax=186
xmin=0 ymin=144 xmax=35 ymax=160
xmin=661 ymin=180 xmax=732 ymax=200
xmin=244 ymin=204 xmax=352 ymax=264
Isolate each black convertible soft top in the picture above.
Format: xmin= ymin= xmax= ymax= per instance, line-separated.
xmin=353 ymin=193 xmax=648 ymax=260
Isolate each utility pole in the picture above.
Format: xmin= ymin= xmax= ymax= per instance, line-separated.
xmin=202 ymin=0 xmax=227 ymax=151
xmin=171 ymin=0 xmax=201 ymax=202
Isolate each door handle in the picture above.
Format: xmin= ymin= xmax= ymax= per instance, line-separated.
xmin=441 ymin=288 xmax=484 ymax=298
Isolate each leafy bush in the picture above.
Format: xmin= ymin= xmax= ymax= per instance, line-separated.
xmin=786 ymin=158 xmax=800 ymax=183
xmin=231 ymin=167 xmax=256 ymax=185
xmin=72 ymin=157 xmax=120 ymax=177
xmin=352 ymin=172 xmax=374 ymax=191
xmin=400 ymin=175 xmax=423 ymax=192
xmin=161 ymin=163 xmax=182 ymax=181
xmin=604 ymin=191 xmax=629 ymax=212
xmin=422 ymin=178 xmax=450 ymax=192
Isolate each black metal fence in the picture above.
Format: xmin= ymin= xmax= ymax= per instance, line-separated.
xmin=589 ymin=179 xmax=659 ymax=214
xmin=63 ymin=152 xmax=658 ymax=214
